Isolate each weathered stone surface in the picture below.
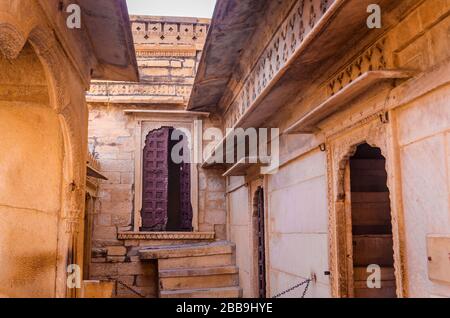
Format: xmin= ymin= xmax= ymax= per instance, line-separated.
xmin=92 ymin=248 xmax=108 ymax=258
xmin=81 ymin=281 xmax=115 ymax=299
xmin=83 ymin=2 xmax=450 ymax=300
xmin=90 ymin=263 xmax=118 ymax=277
xmin=204 ymin=209 xmax=227 ymax=225
xmin=107 ymin=256 xmax=127 ymax=263
xmin=161 ymin=286 xmax=242 ymax=298
xmin=96 ymin=214 xmax=112 ymax=227
xmin=107 ymin=246 xmax=127 ymax=256
xmin=140 ymin=241 xmax=234 ymax=260
xmin=117 ymin=262 xmax=154 ymax=276
xmin=135 ymin=275 xmax=156 ymax=287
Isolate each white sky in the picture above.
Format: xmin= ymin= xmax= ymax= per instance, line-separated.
xmin=126 ymin=0 xmax=217 ymax=18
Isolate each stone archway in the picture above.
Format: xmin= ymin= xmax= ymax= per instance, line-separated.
xmin=0 ymin=10 xmax=88 ymax=297
xmin=326 ymin=116 xmax=408 ymax=298
xmin=0 ymin=41 xmax=64 ymax=298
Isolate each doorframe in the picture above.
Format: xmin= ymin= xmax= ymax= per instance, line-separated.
xmin=326 ymin=113 xmax=408 ymax=298
xmin=248 ymin=177 xmax=270 ymax=298
xmin=132 ymin=115 xmax=200 ymax=232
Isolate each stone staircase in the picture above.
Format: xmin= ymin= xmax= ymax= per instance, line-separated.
xmin=139 ymin=241 xmax=242 ymax=298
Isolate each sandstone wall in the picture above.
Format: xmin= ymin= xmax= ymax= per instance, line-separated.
xmin=396 ymin=85 xmax=450 ymax=297
xmin=0 ymin=27 xmax=89 ymax=298
xmin=88 ymin=16 xmax=209 ymax=104
xmin=87 ymin=16 xmax=229 ymax=298
xmin=225 ymin=0 xmax=450 ymax=298
xmin=266 ymin=150 xmax=331 ymax=298
xmin=0 ymin=44 xmax=63 ymax=296
xmin=227 ymin=177 xmax=252 ymax=297
xmin=389 ymin=1 xmax=450 ymax=297
xmin=88 ymin=104 xmax=227 ymax=297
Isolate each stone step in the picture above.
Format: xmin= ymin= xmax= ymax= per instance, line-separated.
xmin=140 ymin=241 xmax=235 ymax=260
xmin=159 ymin=252 xmax=234 ymax=270
xmin=160 ymin=265 xmax=239 ymax=278
xmin=160 ymin=286 xmax=242 ymax=298
xmin=160 ymin=266 xmax=239 ymax=291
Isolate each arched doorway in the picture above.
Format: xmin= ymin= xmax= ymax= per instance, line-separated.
xmin=345 ymin=143 xmax=397 ymax=298
xmin=0 ymin=43 xmax=64 ymax=297
xmin=140 ymin=127 xmax=193 ymax=232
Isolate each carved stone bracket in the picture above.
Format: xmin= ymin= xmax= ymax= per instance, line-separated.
xmin=63 ymin=182 xmax=86 ymax=234
xmin=0 ymin=22 xmax=27 ymax=60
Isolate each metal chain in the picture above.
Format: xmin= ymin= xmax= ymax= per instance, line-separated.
xmin=301 ymin=279 xmax=311 ymax=298
xmin=272 ymin=278 xmax=312 ymax=299
xmin=107 ymin=276 xmax=146 ymax=298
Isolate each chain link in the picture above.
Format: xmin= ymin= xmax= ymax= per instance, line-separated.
xmin=272 ymin=278 xmax=312 ymax=298
xmin=301 ymin=279 xmax=311 ymax=298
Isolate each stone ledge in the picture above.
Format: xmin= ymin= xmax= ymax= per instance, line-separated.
xmin=118 ymin=231 xmax=215 ymax=241
xmin=139 ymin=241 xmax=234 ymax=260
xmin=159 ymin=265 xmax=239 ymax=278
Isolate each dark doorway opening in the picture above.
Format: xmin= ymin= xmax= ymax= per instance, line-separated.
xmin=349 ymin=143 xmax=397 ymax=298
xmin=255 ymin=187 xmax=266 ymax=298
xmin=141 ymin=127 xmax=193 ymax=232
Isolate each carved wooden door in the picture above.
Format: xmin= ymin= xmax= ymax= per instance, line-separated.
xmin=256 ymin=187 xmax=266 ymax=298
xmin=141 ymin=127 xmax=170 ymax=231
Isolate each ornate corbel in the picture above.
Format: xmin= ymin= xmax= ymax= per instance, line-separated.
xmin=0 ymin=22 xmax=27 ymax=60
xmin=63 ymin=181 xmax=85 ymax=234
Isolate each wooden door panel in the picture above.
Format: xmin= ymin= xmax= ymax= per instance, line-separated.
xmin=141 ymin=127 xmax=170 ymax=231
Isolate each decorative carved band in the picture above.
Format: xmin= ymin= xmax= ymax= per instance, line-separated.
xmin=118 ymin=231 xmax=215 ymax=241
xmin=136 ymin=48 xmax=197 ymax=58
xmin=328 ymin=38 xmax=387 ymax=96
xmin=132 ymin=19 xmax=209 ymax=46
xmin=223 ymin=0 xmax=335 ymax=130
xmin=88 ymin=82 xmax=192 ymax=100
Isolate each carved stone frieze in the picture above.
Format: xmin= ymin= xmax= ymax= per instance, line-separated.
xmin=132 ymin=18 xmax=209 ymax=47
xmin=328 ymin=38 xmax=388 ymax=97
xmin=223 ymin=0 xmax=335 ymax=129
xmin=118 ymin=231 xmax=215 ymax=241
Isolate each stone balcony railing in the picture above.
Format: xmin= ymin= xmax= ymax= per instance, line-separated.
xmin=131 ymin=16 xmax=210 ymax=49
xmin=199 ymin=0 xmax=420 ymax=167
xmin=222 ymin=0 xmax=336 ymax=130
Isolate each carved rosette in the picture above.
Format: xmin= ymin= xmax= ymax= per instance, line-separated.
xmin=132 ymin=19 xmax=209 ymax=45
